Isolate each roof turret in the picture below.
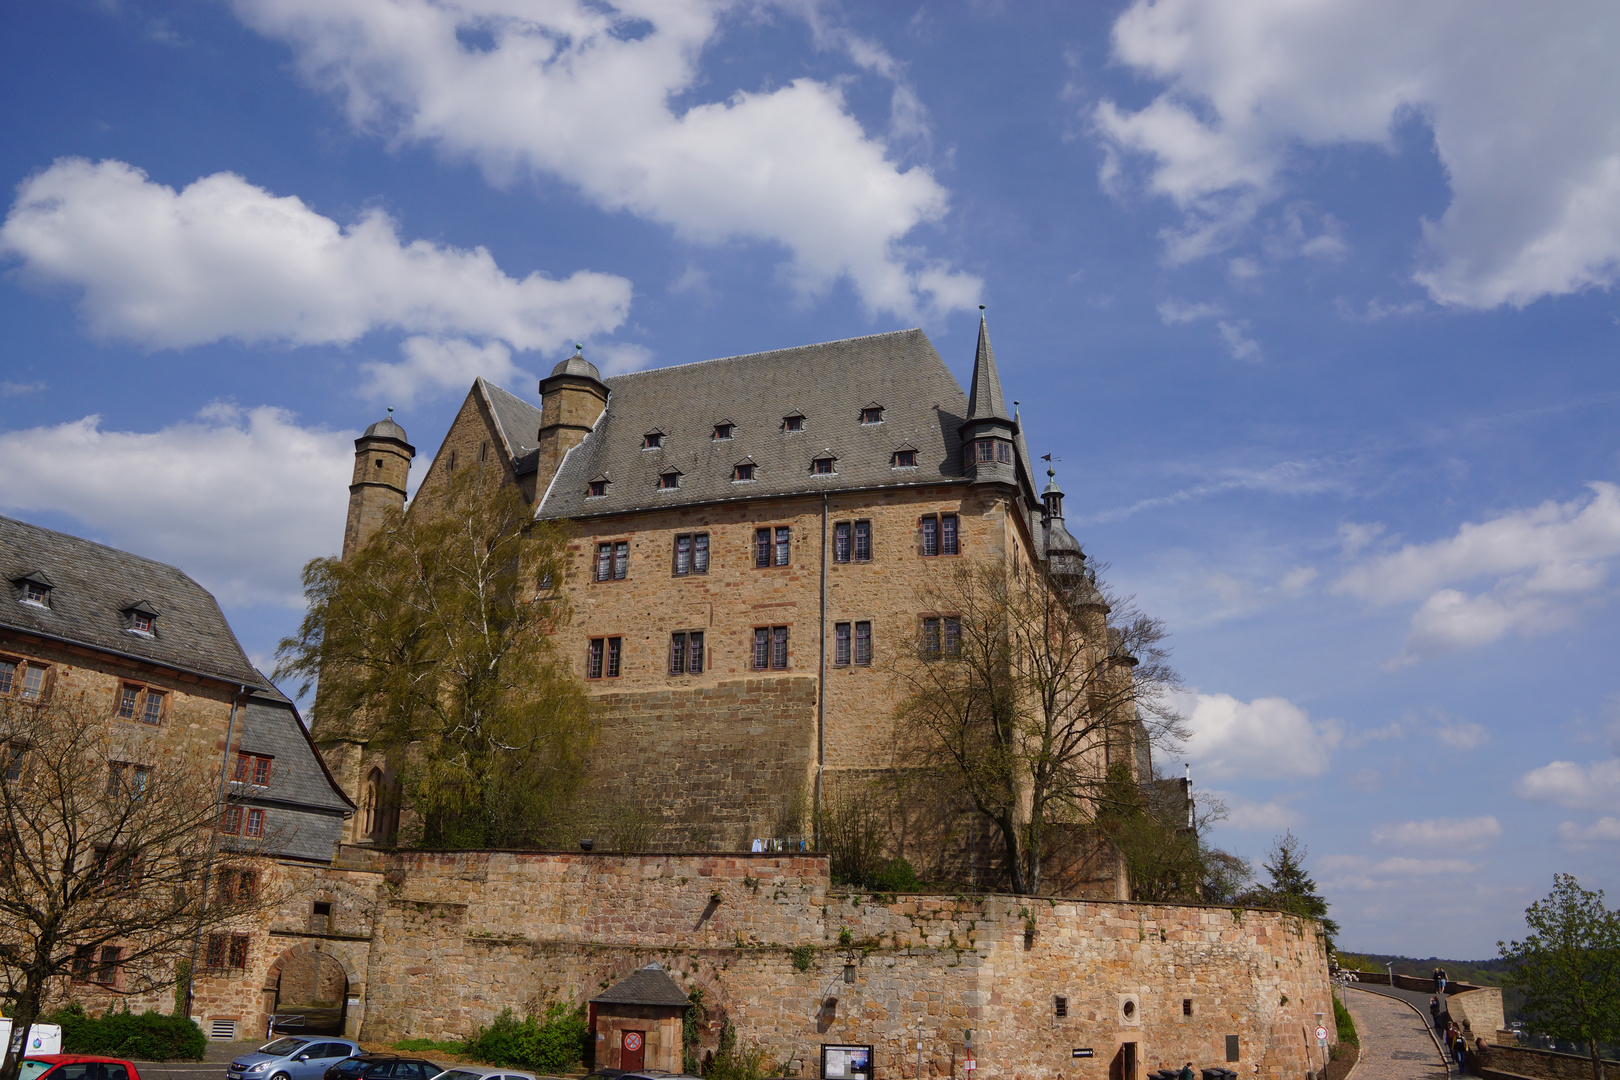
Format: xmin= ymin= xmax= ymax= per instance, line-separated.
xmin=362 ymin=407 xmax=411 ymax=446
xmin=964 ymin=311 xmax=1012 ymax=425
xmin=549 ymin=343 xmax=603 ymax=382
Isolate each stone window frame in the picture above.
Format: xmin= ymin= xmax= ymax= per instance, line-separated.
xmin=114 ymin=679 xmax=166 ymax=725
xmin=753 ymin=526 xmax=792 ymax=569
xmin=832 ymin=520 xmax=872 ymax=564
xmin=587 ymin=635 xmax=624 ymax=680
xmin=832 ymin=620 xmax=873 ymax=668
xmin=673 ymin=533 xmax=710 ymax=576
xmin=1 ymin=652 xmax=56 ymax=703
xmin=918 ymin=513 xmax=961 ymax=558
xmin=594 ymin=540 xmax=631 ymax=583
xmin=751 ymin=625 xmax=790 ymax=670
xmin=919 ymin=613 xmax=962 ymax=659
xmin=669 ymin=630 xmax=705 ymax=675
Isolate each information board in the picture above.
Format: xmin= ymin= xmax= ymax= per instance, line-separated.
xmin=821 ymin=1044 xmax=873 ymax=1080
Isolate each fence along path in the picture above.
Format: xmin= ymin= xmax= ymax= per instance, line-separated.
xmin=1343 ymin=986 xmax=1451 ymax=1080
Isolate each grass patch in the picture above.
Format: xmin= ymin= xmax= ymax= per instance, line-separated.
xmin=393 ymin=1039 xmax=466 ymax=1056
xmin=1334 ymin=995 xmax=1359 ymax=1048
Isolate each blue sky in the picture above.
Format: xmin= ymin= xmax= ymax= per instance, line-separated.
xmin=4 ymin=0 xmax=1620 ymax=959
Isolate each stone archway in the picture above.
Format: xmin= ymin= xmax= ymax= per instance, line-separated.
xmin=261 ymin=941 xmax=367 ymax=1042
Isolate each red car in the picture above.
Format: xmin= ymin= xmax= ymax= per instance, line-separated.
xmin=20 ymin=1055 xmax=142 ymax=1080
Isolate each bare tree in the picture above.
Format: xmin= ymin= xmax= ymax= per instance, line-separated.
xmin=0 ymin=692 xmax=280 ymax=1080
xmin=890 ymin=560 xmax=1186 ymax=895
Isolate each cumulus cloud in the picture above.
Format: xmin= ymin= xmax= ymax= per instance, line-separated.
xmin=1095 ymin=0 xmax=1620 ymax=308
xmin=1556 ymin=817 xmax=1620 ymax=846
xmin=1372 ymin=816 xmax=1502 ymax=852
xmin=0 ymin=158 xmax=631 ymax=364
xmin=229 ymin=0 xmax=980 ymax=320
xmin=1516 ymin=758 xmax=1620 ymax=814
xmin=0 ymin=405 xmax=353 ymax=607
xmin=1333 ymin=482 xmax=1620 ymax=664
xmin=1175 ymin=691 xmax=1341 ymax=781
xmin=1206 ymin=790 xmax=1300 ymax=832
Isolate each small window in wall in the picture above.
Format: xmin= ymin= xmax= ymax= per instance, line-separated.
xmin=588 ymin=480 xmax=608 ymax=498
xmin=643 ymin=432 xmax=663 ymax=449
xmin=204 ymin=931 xmax=250 ymax=972
xmin=674 ymin=533 xmax=709 ymax=575
xmin=832 ymin=521 xmax=871 ymax=563
xmin=1183 ymin=999 xmax=1194 ymax=1017
xmin=669 ymin=631 xmax=704 ymax=675
xmin=595 ymin=541 xmax=629 ymax=581
xmin=587 ymin=637 xmax=623 ymax=680
xmin=753 ymin=626 xmax=789 ymax=670
xmin=1054 ymin=996 xmax=1068 ymax=1018
xmin=312 ymin=901 xmax=334 ymax=934
xmin=921 ymin=616 xmax=961 ymax=658
xmin=10 ymin=661 xmax=52 ymax=703
xmin=893 ymin=449 xmax=916 ymax=468
xmin=233 ymin=752 xmax=273 ymax=787
xmin=1225 ymin=1036 xmax=1240 ymax=1063
xmin=18 ymin=577 xmax=51 ymax=606
xmin=713 ymin=423 xmax=734 ymax=440
xmin=811 ymin=457 xmax=835 ymax=475
xmin=783 ymin=414 xmax=804 ymax=432
xmin=658 ymin=471 xmax=681 ymax=490
xmin=861 ymin=405 xmax=884 ymax=424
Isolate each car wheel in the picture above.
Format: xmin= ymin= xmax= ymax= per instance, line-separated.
xmin=272 ymin=1072 xmax=291 ymax=1080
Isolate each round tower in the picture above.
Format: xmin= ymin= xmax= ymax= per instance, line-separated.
xmin=534 ymin=347 xmax=609 ymax=495
xmin=342 ymin=409 xmax=415 ymax=561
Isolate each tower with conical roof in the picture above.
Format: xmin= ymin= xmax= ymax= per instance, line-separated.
xmin=535 ymin=346 xmax=610 ymax=496
xmin=959 ymin=310 xmax=1020 ymax=487
xmin=342 ymin=409 xmax=415 ymax=561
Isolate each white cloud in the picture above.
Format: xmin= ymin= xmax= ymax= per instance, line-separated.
xmin=0 ymin=405 xmax=353 ymax=607
xmin=1516 ymin=758 xmax=1620 ymax=814
xmin=1433 ymin=717 xmax=1490 ymax=751
xmin=1 ymin=157 xmax=631 ymax=359
xmin=362 ymin=337 xmax=522 ymax=406
xmin=1372 ymin=816 xmax=1502 ymax=852
xmin=1333 ymin=482 xmax=1620 ymax=664
xmin=0 ymin=381 xmax=45 ymax=396
xmin=1318 ymin=853 xmax=1480 ymax=890
xmin=1095 ymin=0 xmax=1620 ymax=308
xmin=1175 ymin=690 xmax=1341 ymax=781
xmin=230 ymin=0 xmax=980 ymax=320
xmin=1216 ymin=320 xmax=1261 ymax=362
xmin=1556 ymin=817 xmax=1620 ymax=846
xmin=1157 ymin=299 xmax=1222 ymax=324
xmin=1206 ymin=790 xmax=1300 ymax=832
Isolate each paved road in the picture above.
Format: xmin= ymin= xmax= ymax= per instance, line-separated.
xmin=1342 ymin=987 xmax=1450 ymax=1080
xmin=128 ymin=1040 xmax=260 ymax=1080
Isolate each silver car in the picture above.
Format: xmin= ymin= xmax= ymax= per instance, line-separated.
xmin=430 ymin=1068 xmax=536 ymax=1080
xmin=228 ymin=1039 xmax=362 ymax=1080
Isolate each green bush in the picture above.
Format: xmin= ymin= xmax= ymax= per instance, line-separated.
xmin=461 ymin=1004 xmax=587 ymax=1074
xmin=789 ymin=946 xmax=816 ymax=972
xmin=47 ymin=1004 xmax=206 ymax=1061
xmin=869 ymin=858 xmax=919 ymax=893
xmin=393 ymin=1039 xmax=464 ymax=1055
xmin=1333 ymin=996 xmax=1359 ymax=1049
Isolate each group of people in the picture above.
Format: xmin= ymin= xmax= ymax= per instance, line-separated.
xmin=1429 ymin=996 xmax=1486 ymax=1073
xmin=1434 ymin=967 xmax=1449 ymax=994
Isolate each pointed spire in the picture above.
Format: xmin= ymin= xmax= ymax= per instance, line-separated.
xmin=966 ymin=306 xmax=1012 ymax=424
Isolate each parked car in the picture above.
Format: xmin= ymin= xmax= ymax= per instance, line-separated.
xmin=19 ymin=1056 xmax=142 ymax=1080
xmin=229 ymin=1038 xmax=362 ymax=1080
xmin=430 ymin=1068 xmax=537 ymax=1080
xmin=325 ymin=1054 xmax=442 ymax=1080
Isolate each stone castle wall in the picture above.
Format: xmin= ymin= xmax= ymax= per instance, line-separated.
xmin=357 ymin=850 xmax=1334 ymax=1080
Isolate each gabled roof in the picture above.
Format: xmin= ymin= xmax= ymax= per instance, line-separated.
xmin=478 ymin=378 xmax=545 ymax=462
xmin=538 ymin=329 xmax=970 ymax=519
xmin=0 ymin=515 xmax=265 ymax=688
xmin=591 ymin=963 xmax=691 ymax=1008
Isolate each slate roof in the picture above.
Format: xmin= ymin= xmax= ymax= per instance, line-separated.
xmin=479 ymin=378 xmax=545 ymax=461
xmin=591 ymin=963 xmax=691 ymax=1008
xmin=537 ymin=329 xmax=971 ymax=519
xmin=235 ymin=682 xmax=355 ymax=816
xmin=0 ymin=515 xmax=265 ymax=688
xmin=965 ymin=316 xmax=1012 ymax=424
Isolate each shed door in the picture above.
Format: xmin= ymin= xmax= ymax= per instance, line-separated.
xmin=621 ymin=1030 xmax=645 ymax=1072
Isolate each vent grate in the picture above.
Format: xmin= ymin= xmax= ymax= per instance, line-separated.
xmin=209 ymin=1019 xmax=238 ymax=1040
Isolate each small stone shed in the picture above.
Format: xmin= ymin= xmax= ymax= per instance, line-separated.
xmin=589 ymin=964 xmax=690 ymax=1074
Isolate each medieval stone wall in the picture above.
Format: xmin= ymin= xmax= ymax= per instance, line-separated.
xmin=357 ymin=850 xmax=1335 ymax=1080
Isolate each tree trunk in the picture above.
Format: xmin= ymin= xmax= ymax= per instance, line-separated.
xmin=1590 ymin=1039 xmax=1603 ymax=1080
xmin=0 ymin=974 xmax=48 ymax=1080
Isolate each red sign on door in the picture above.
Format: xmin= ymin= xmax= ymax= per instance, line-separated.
xmin=624 ymin=1033 xmax=643 ymax=1052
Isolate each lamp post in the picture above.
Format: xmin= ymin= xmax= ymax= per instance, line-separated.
xmin=1386 ymin=962 xmax=1394 ymax=988
xmin=917 ymin=1018 xmax=925 ymax=1080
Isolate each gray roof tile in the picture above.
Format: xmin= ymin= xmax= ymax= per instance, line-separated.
xmin=591 ymin=964 xmax=691 ymax=1007
xmin=0 ymin=515 xmax=265 ymax=688
xmin=236 ymin=689 xmax=355 ymax=816
xmin=479 ymin=378 xmax=545 ymax=460
xmin=537 ymin=329 xmax=971 ymax=519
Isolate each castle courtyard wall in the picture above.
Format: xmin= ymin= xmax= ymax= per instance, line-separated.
xmin=359 ymin=851 xmax=1334 ymax=1080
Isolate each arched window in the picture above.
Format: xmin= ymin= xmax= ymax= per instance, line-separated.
xmin=362 ymin=767 xmax=384 ymax=839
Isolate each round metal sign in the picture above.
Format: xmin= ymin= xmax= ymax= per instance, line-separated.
xmin=624 ymin=1033 xmax=643 ymax=1052
xmin=1315 ymin=1027 xmax=1328 ymax=1042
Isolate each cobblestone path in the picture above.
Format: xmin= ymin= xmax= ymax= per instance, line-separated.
xmin=1342 ymin=986 xmax=1449 ymax=1080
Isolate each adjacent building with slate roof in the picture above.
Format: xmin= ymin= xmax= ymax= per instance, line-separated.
xmin=324 ymin=319 xmax=1126 ymax=888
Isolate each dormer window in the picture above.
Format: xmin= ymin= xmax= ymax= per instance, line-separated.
xmin=658 ymin=471 xmax=681 ymax=491
xmin=713 ymin=423 xmax=734 ymax=440
xmin=122 ymin=602 xmax=159 ymax=636
xmin=14 ymin=573 xmax=52 ymax=608
xmin=783 ymin=413 xmax=805 ymax=433
xmin=812 ymin=457 xmax=836 ymax=476
xmin=587 ymin=480 xmax=608 ymax=498
xmin=861 ymin=405 xmax=884 ymax=425
xmin=893 ymin=446 xmax=918 ymax=469
xmin=733 ymin=462 xmax=756 ymax=482
xmin=131 ymin=612 xmax=153 ymax=634
xmin=642 ymin=432 xmax=664 ymax=450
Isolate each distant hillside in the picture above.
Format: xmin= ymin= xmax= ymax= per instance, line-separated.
xmin=1338 ymin=953 xmax=1524 ymax=1022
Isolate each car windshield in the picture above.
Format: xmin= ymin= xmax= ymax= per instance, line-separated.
xmin=19 ymin=1063 xmax=54 ymax=1080
xmin=261 ymin=1039 xmax=309 ymax=1056
xmin=435 ymin=1071 xmax=486 ymax=1080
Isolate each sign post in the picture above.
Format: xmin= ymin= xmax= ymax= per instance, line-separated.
xmin=1316 ymin=1012 xmax=1330 ymax=1080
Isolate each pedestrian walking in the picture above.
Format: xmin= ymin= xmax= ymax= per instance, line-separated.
xmin=1179 ymin=1062 xmax=1195 ymax=1080
xmin=1430 ymin=996 xmax=1441 ymax=1025
xmin=1453 ymin=1033 xmax=1467 ymax=1070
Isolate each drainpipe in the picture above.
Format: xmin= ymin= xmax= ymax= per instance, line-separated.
xmin=815 ymin=491 xmax=828 ymax=847
xmin=185 ymin=684 xmax=248 ymax=1021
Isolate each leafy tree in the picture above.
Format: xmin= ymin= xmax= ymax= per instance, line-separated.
xmin=1099 ymin=770 xmax=1249 ymax=903
xmin=891 ymin=561 xmax=1186 ymax=895
xmin=0 ymin=693 xmax=277 ymax=1080
xmin=1499 ymin=874 xmax=1620 ymax=1080
xmin=1242 ymin=831 xmax=1339 ymax=947
xmin=277 ymin=464 xmax=595 ymax=848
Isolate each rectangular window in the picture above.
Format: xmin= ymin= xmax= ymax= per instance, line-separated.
xmin=977 ymin=440 xmax=996 ymax=463
xmin=774 ymin=526 xmax=791 ymax=566
xmin=674 ymin=533 xmax=710 ymax=575
xmin=753 ymin=627 xmax=789 ymax=670
xmin=595 ymin=541 xmax=629 ymax=581
xmin=2 ymin=742 xmax=23 ymax=783
xmin=1055 ymin=996 xmax=1068 ymax=1018
xmin=1182 ymin=999 xmax=1194 ymax=1017
xmin=944 ymin=616 xmax=961 ymax=657
xmin=854 ymin=520 xmax=871 ymax=561
xmin=921 ymin=516 xmax=938 ymax=557
xmin=20 ymin=664 xmax=45 ymax=701
xmin=116 ymin=684 xmax=139 ymax=718
xmin=812 ymin=457 xmax=835 ymax=475
xmin=941 ymin=513 xmax=958 ymax=555
xmin=0 ymin=659 xmax=13 ymax=696
xmin=997 ymin=441 xmax=1012 ymax=464
xmin=855 ymin=621 xmax=872 ymax=666
xmin=219 ymin=806 xmax=243 ymax=835
xmin=588 ymin=480 xmax=607 ymax=498
xmin=754 ymin=528 xmax=771 ymax=568
xmin=834 ymin=522 xmax=850 ymax=563
xmin=72 ymin=945 xmax=93 ymax=982
xmin=834 ymin=623 xmax=851 ymax=666
xmin=139 ymin=689 xmax=164 ymax=725
xmin=893 ymin=449 xmax=916 ymax=468
xmin=106 ymin=763 xmax=149 ymax=799
xmin=229 ymin=934 xmax=250 ymax=970
xmin=244 ymin=809 xmax=264 ymax=838
xmin=923 ymin=617 xmax=940 ymax=657
xmin=587 ymin=637 xmax=621 ymax=680
xmin=95 ymin=946 xmax=121 ymax=986
xmin=670 ymin=632 xmax=704 ymax=675
xmin=607 ymin=637 xmax=622 ymax=678
xmin=218 ymin=869 xmax=258 ymax=903
xmin=204 ymin=933 xmax=250 ymax=972
xmin=233 ymin=753 xmax=273 ymax=786
xmin=733 ymin=463 xmax=754 ymax=481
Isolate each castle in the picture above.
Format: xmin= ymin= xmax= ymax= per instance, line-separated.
xmin=320 ymin=320 xmax=1126 ymax=882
